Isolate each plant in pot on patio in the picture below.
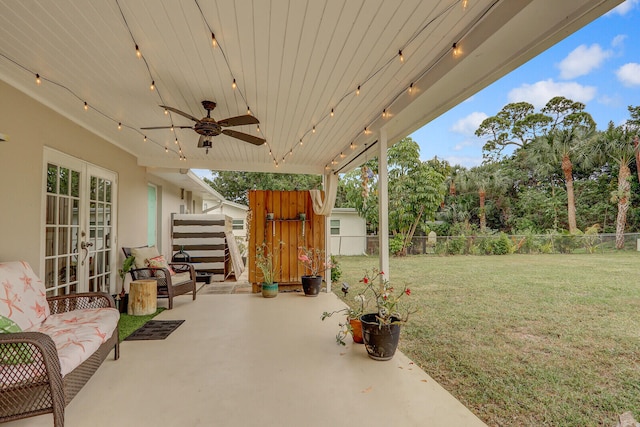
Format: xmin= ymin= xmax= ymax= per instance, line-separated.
xmin=357 ymin=268 xmax=416 ymax=361
xmin=115 ymin=255 xmax=135 ymax=313
xmin=298 ymin=246 xmax=332 ymax=297
xmin=256 ymin=242 xmax=282 ymax=298
xmin=321 ymin=292 xmax=366 ymax=345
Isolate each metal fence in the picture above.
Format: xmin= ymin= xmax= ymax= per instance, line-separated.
xmin=365 ymin=233 xmax=640 ymax=255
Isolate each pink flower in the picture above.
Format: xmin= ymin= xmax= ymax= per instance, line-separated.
xmin=298 ymin=254 xmax=310 ymax=262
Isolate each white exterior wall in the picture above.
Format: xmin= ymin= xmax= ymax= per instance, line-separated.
xmin=204 ymin=199 xmax=248 ymax=255
xmin=329 ymin=209 xmax=366 ymax=256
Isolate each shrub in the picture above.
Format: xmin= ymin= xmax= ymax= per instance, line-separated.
xmin=389 ymin=234 xmax=405 ymax=256
xmin=330 ymin=255 xmax=342 ymax=282
xmin=491 ymin=233 xmax=513 ymax=255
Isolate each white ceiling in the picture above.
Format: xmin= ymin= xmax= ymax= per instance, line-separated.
xmin=0 ymin=0 xmax=622 ymax=175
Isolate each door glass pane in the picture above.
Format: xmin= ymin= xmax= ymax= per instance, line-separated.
xmin=59 ymin=168 xmax=69 ymax=195
xmin=59 ymin=197 xmax=69 ymax=225
xmin=105 ymin=180 xmax=111 ymax=203
xmin=90 ymin=176 xmax=97 ymax=200
xmin=47 ymin=164 xmax=57 ymax=193
xmin=71 ymin=170 xmax=80 ymax=197
xmin=45 ymin=227 xmax=55 ymax=256
xmin=46 ymin=195 xmax=57 ymax=224
xmin=58 ymin=228 xmax=68 ymax=255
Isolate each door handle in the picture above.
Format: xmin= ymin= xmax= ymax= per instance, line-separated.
xmin=80 ymin=241 xmax=93 ymax=265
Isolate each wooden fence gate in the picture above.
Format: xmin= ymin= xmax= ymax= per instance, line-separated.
xmin=248 ymin=190 xmax=325 ymax=292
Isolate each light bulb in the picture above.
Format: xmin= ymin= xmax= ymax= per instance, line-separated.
xmin=211 ymin=32 xmax=218 ymax=48
xmin=118 ymin=122 xmax=122 ymax=130
xmin=330 ymin=108 xmax=334 ymax=117
xmin=462 ymin=0 xmax=468 ymax=10
xmin=84 ymin=102 xmax=88 ymax=111
xmin=382 ymin=109 xmax=387 ymax=118
xmin=150 ymin=80 xmax=155 ymax=91
xmin=399 ymin=50 xmax=404 ymax=63
xmin=299 ymin=139 xmax=303 ymax=146
xmin=350 ymin=143 xmax=356 ymax=150
xmin=247 ymin=106 xmax=251 ymax=115
xmin=312 ymin=126 xmax=316 ymax=134
xmin=257 ymin=124 xmax=260 ymax=132
xmin=408 ymin=83 xmax=413 ymax=94
xmin=164 ymin=108 xmax=168 ymax=115
xmin=340 ymin=152 xmax=345 ymax=158
xmin=175 ymin=138 xmax=179 ymax=144
xmin=165 ymin=146 xmax=168 ymax=153
xmin=289 ymin=149 xmax=293 ymax=156
xmin=35 ymin=74 xmax=41 ymax=85
xmin=232 ymin=79 xmax=237 ymax=89
xmin=325 ymin=165 xmax=330 ymax=170
xmin=143 ymin=135 xmax=147 ymax=142
xmin=170 ymin=125 xmax=174 ymax=132
xmin=452 ymin=43 xmax=461 ymax=57
xmin=135 ymin=45 xmax=141 ymax=58
xmin=356 ymin=85 xmax=360 ymax=96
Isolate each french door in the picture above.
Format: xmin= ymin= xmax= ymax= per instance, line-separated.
xmin=43 ymin=149 xmax=117 ymax=296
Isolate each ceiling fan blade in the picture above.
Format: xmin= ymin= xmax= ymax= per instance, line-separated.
xmin=222 ymin=129 xmax=266 ymax=146
xmin=141 ymin=125 xmax=193 ymax=130
xmin=217 ymin=115 xmax=260 ymax=127
xmin=159 ymin=105 xmax=200 ymax=122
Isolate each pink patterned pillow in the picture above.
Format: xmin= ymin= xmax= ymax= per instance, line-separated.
xmin=0 ymin=261 xmax=50 ymax=330
xmin=146 ymin=255 xmax=176 ymax=276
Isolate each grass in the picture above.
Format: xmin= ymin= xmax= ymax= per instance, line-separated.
xmin=334 ymin=253 xmax=640 ymax=426
xmin=117 ymin=308 xmax=166 ymax=342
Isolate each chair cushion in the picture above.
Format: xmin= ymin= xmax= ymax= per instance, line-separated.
xmin=130 ymin=246 xmax=160 ymax=269
xmin=27 ymin=307 xmax=119 ymax=377
xmin=0 ymin=261 xmax=51 ymax=330
xmin=146 ymin=255 xmax=175 ymax=276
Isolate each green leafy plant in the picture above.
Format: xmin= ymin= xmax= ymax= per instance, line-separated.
xmin=256 ymin=242 xmax=283 ymax=284
xmin=330 ymin=255 xmax=342 ymax=282
xmin=118 ymin=255 xmax=136 ymax=297
xmin=322 ymin=293 xmax=366 ymax=345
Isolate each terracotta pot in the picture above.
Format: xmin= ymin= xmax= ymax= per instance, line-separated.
xmin=349 ymin=318 xmax=363 ymax=344
xmin=360 ymin=313 xmax=401 ymax=361
xmin=301 ymin=275 xmax=322 ymax=297
xmin=261 ymin=282 xmax=278 ymax=298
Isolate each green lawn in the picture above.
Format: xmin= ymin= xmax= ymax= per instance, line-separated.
xmin=333 ymin=253 xmax=640 ymax=426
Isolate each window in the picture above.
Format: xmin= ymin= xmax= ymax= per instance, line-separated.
xmin=233 ymin=219 xmax=244 ymax=230
xmin=330 ymin=219 xmax=340 ymax=235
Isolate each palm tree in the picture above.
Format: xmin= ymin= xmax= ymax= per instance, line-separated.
xmin=591 ymin=122 xmax=635 ymax=249
xmin=461 ymin=165 xmax=508 ymax=233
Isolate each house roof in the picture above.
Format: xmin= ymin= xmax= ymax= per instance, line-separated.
xmin=0 ymin=0 xmax=621 ymax=175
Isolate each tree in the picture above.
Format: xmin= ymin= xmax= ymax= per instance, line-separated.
xmin=461 ymin=164 xmax=509 ymax=233
xmin=627 ymin=105 xmax=640 ymax=183
xmin=476 ymin=102 xmax=551 ymax=161
xmin=204 ymin=172 xmax=321 ymax=205
xmin=591 ymin=122 xmax=636 ymax=249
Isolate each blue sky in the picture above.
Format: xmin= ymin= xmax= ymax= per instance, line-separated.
xmin=411 ymin=0 xmax=640 ymax=168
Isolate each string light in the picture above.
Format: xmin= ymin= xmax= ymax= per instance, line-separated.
xmin=408 ymin=83 xmax=414 ymax=94
xmin=35 ymin=73 xmax=41 ymax=85
xmin=165 ymin=146 xmax=168 ymax=153
xmin=356 ymin=85 xmax=361 ymax=96
xmin=382 ymin=109 xmax=387 ymax=118
xmin=398 ymin=50 xmax=404 ymax=63
xmin=452 ymin=42 xmax=461 ymax=57
xmin=211 ymin=32 xmax=218 ymax=48
xmin=299 ymin=138 xmax=303 ymax=146
xmin=118 ymin=122 xmax=122 ymax=130
xmin=289 ymin=149 xmax=293 ymax=156
xmin=175 ymin=138 xmax=179 ymax=144
xmin=143 ymin=135 xmax=147 ymax=142
xmin=257 ymin=124 xmax=260 ymax=132
xmin=135 ymin=44 xmax=141 ymax=58
xmin=462 ymin=0 xmax=468 ymax=10
xmin=232 ymin=79 xmax=237 ymax=89
xmin=164 ymin=108 xmax=168 ymax=115
xmin=330 ymin=108 xmax=334 ymax=117
xmin=350 ymin=142 xmax=356 ymax=150
xmin=84 ymin=102 xmax=88 ymax=111
xmin=170 ymin=125 xmax=174 ymax=132
xmin=340 ymin=152 xmax=345 ymax=158
xmin=312 ymin=126 xmax=316 ymax=134
xmin=325 ymin=165 xmax=330 ymax=170
xmin=247 ymin=106 xmax=251 ymax=115
xmin=150 ymin=80 xmax=155 ymax=91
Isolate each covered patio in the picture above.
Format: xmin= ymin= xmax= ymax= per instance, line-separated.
xmin=4 ymin=291 xmax=485 ymax=427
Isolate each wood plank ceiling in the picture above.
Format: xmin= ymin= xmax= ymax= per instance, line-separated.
xmin=0 ymin=0 xmax=622 ymax=175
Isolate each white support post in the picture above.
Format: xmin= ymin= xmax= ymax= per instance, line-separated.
xmin=378 ymin=128 xmax=390 ymax=280
xmin=323 ymin=174 xmax=332 ymax=293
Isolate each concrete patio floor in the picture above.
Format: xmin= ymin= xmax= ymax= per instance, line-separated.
xmin=6 ymin=289 xmax=486 ymax=427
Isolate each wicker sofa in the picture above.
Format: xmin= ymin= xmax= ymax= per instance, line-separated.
xmin=122 ymin=246 xmax=196 ymax=310
xmin=0 ymin=261 xmax=120 ymax=427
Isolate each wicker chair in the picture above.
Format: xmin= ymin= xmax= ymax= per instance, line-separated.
xmin=122 ymin=246 xmax=196 ymax=310
xmin=0 ymin=262 xmax=119 ymax=427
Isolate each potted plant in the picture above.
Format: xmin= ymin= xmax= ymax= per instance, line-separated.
xmin=116 ymin=255 xmax=135 ymax=313
xmin=256 ymin=242 xmax=281 ymax=298
xmin=298 ymin=246 xmax=332 ymax=297
xmin=321 ymin=293 xmax=366 ymax=345
xmin=357 ymin=268 xmax=415 ymax=360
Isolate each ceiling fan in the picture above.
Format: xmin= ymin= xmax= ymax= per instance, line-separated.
xmin=142 ymin=100 xmax=266 ymax=153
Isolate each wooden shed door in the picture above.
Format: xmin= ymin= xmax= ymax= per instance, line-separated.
xmin=248 ymin=190 xmax=325 ymax=288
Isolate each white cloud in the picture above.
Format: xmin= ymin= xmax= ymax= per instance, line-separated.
xmin=508 ymin=79 xmax=597 ymax=108
xmin=616 ymin=63 xmax=640 ymax=86
xmin=611 ymin=34 xmax=627 ymax=48
xmin=557 ymin=44 xmax=611 ymax=79
xmin=598 ymin=94 xmax=624 ymax=108
xmin=608 ymin=0 xmax=638 ymax=15
xmin=450 ymin=112 xmax=488 ymax=136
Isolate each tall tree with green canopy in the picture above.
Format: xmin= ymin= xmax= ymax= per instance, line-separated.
xmin=590 ymin=122 xmax=636 ymax=249
xmin=627 ymin=105 xmax=640 ymax=183
xmin=475 ymin=101 xmax=551 ymax=162
xmin=204 ymin=172 xmax=322 ymax=205
xmin=540 ymin=96 xmax=596 ymax=233
xmin=460 ymin=163 xmax=509 ymax=233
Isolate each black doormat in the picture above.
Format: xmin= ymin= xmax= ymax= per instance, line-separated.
xmin=125 ymin=320 xmax=185 ymax=341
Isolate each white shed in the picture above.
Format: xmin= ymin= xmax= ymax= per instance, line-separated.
xmin=329 ymin=208 xmax=366 ymax=256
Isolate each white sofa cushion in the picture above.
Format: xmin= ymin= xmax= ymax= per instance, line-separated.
xmin=130 ymin=246 xmax=160 ymax=269
xmin=27 ymin=307 xmax=119 ymax=376
xmin=0 ymin=261 xmax=51 ymax=330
